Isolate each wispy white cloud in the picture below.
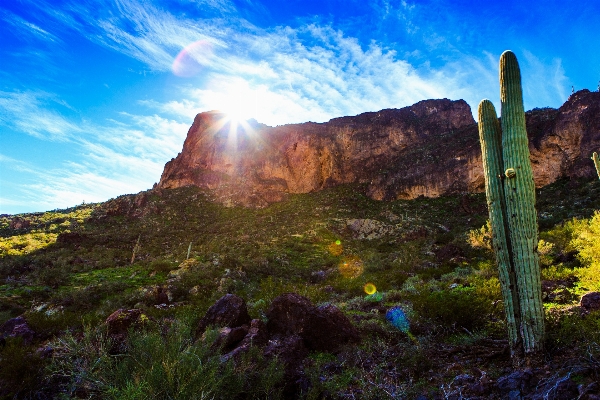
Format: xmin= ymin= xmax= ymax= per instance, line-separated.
xmin=521 ymin=50 xmax=568 ymax=109
xmin=0 ymin=89 xmax=189 ymax=213
xmin=0 ymin=90 xmax=80 ymax=141
xmin=0 ymin=10 xmax=60 ymax=43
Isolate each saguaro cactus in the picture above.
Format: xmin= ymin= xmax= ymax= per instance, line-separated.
xmin=592 ymin=152 xmax=600 ymax=179
xmin=477 ymin=51 xmax=544 ymax=364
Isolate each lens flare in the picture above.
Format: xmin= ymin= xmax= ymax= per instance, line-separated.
xmin=386 ymin=306 xmax=419 ymax=344
xmin=338 ymin=255 xmax=363 ymax=279
xmin=172 ymin=40 xmax=213 ymax=78
xmin=364 ymin=283 xmax=377 ymax=295
xmin=327 ymin=241 xmax=343 ymax=256
xmin=386 ymin=306 xmax=409 ymax=332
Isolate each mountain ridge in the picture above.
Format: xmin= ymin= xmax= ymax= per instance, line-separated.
xmin=157 ymin=90 xmax=600 ymax=207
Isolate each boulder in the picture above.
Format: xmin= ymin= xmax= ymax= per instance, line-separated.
xmin=496 ymin=369 xmax=535 ymax=396
xmin=105 ymin=309 xmax=146 ymax=336
xmin=0 ymin=316 xmax=35 ymax=344
xmin=220 ymin=319 xmax=269 ymax=362
xmin=266 ymin=293 xmax=360 ymax=352
xmin=212 ymin=325 xmax=249 ymax=351
xmin=265 ymin=293 xmax=314 ymax=337
xmin=195 ymin=294 xmax=251 ymax=338
xmin=580 ymin=292 xmax=600 ymax=311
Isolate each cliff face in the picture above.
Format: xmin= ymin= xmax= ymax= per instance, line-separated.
xmin=157 ymin=90 xmax=600 ymax=207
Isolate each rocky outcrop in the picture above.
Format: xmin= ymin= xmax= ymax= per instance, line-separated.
xmin=157 ymin=90 xmax=600 ymax=207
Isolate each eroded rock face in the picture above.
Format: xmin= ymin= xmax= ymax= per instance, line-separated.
xmin=157 ymin=91 xmax=600 ymax=207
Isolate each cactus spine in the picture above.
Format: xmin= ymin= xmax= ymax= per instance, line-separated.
xmin=477 ymin=51 xmax=544 ymax=363
xmin=592 ymin=152 xmax=600 ymax=179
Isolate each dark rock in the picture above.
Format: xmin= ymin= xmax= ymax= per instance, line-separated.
xmin=496 ymin=369 xmax=534 ymax=394
xmin=220 ymin=319 xmax=269 ymax=362
xmin=195 ymin=294 xmax=251 ymax=338
xmin=212 ymin=325 xmax=249 ymax=352
xmin=0 ymin=316 xmax=35 ymax=344
xmin=266 ymin=293 xmax=360 ymax=352
xmin=545 ymin=378 xmax=579 ymax=400
xmin=580 ymin=292 xmax=600 ymax=311
xmin=453 ymin=374 xmax=475 ymax=386
xmin=36 ymin=346 xmax=54 ymax=358
xmin=265 ymin=293 xmax=314 ymax=337
xmin=242 ymin=319 xmax=269 ymax=347
xmin=105 ymin=309 xmax=145 ymax=336
xmin=264 ymin=334 xmax=308 ymax=374
xmin=304 ymin=303 xmax=360 ymax=352
xmin=434 ymin=243 xmax=465 ymax=263
xmin=104 ymin=309 xmax=148 ymax=354
xmin=9 ymin=217 xmax=31 ymax=230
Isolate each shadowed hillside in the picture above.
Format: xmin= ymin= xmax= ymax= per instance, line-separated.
xmin=2 ymin=175 xmax=600 ymax=398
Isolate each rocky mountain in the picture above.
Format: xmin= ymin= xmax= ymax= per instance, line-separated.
xmin=157 ymin=89 xmax=600 ymax=207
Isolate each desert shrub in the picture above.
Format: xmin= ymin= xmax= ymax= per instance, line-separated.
xmin=252 ymin=276 xmax=331 ymax=305
xmin=568 ymin=211 xmax=600 ymax=291
xmin=571 ymin=211 xmax=600 ymax=265
xmin=53 ymin=281 xmax=130 ymax=312
xmin=0 ymin=337 xmax=47 ymax=398
xmin=48 ymin=319 xmax=284 ymax=399
xmin=546 ymin=310 xmax=600 ymax=357
xmin=409 ymin=285 xmax=494 ymax=334
xmin=26 ymin=310 xmax=101 ymax=337
xmin=466 ymin=221 xmax=492 ymax=252
xmin=31 ymin=265 xmax=70 ymax=288
xmin=148 ymin=258 xmax=175 ymax=273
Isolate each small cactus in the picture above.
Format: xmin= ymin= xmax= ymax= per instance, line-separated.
xmin=477 ymin=51 xmax=544 ymax=364
xmin=592 ymin=152 xmax=600 ymax=179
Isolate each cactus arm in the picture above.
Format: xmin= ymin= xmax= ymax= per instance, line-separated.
xmin=592 ymin=152 xmax=600 ymax=179
xmin=499 ymin=50 xmax=544 ymax=355
xmin=477 ymin=99 xmax=520 ymax=350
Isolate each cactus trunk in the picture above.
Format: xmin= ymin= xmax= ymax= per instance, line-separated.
xmin=478 ymin=100 xmax=521 ymax=350
xmin=477 ymin=51 xmax=545 ymax=364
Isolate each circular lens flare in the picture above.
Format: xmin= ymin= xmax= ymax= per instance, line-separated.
xmin=327 ymin=240 xmax=343 ymax=256
xmin=339 ymin=256 xmax=363 ymax=279
xmin=172 ymin=40 xmax=213 ymax=78
xmin=364 ymin=283 xmax=377 ymax=295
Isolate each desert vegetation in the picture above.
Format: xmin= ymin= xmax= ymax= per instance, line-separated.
xmin=1 ymin=177 xmax=600 ymax=398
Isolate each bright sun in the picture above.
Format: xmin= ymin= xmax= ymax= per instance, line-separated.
xmin=221 ymin=86 xmax=257 ymax=123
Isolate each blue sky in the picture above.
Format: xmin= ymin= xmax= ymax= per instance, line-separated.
xmin=1 ymin=0 xmax=599 ymax=214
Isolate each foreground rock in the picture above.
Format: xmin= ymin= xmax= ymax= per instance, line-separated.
xmin=0 ymin=316 xmax=35 ymax=344
xmin=105 ymin=308 xmax=148 ymax=353
xmin=195 ymin=293 xmax=360 ymax=393
xmin=157 ymin=90 xmax=600 ymax=207
xmin=195 ymin=294 xmax=251 ymax=338
xmin=580 ymin=292 xmax=600 ymax=312
xmin=266 ymin=293 xmax=360 ymax=353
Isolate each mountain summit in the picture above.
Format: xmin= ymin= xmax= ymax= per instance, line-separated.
xmin=158 ymin=90 xmax=600 ymax=207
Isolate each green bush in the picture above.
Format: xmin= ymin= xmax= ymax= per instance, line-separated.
xmin=48 ymin=318 xmax=284 ymax=399
xmin=0 ymin=337 xmax=46 ymax=398
xmin=410 ymin=285 xmax=495 ymax=334
xmin=148 ymin=259 xmax=175 ymax=273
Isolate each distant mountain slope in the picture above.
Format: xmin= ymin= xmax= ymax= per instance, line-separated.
xmin=158 ymin=90 xmax=600 ymax=207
